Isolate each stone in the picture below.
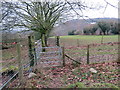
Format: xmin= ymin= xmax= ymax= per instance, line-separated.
xmin=89 ymin=68 xmax=97 ymax=73
xmin=28 ymin=72 xmax=37 ymax=78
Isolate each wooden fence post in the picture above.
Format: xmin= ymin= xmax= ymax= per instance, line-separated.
xmin=87 ymin=45 xmax=90 ymax=64
xmin=101 ymin=35 xmax=104 ymax=44
xmin=62 ymin=47 xmax=65 ymax=67
xmin=34 ymin=48 xmax=37 ymax=65
xmin=28 ymin=36 xmax=34 ymax=67
xmin=17 ymin=43 xmax=23 ymax=85
xmin=77 ymin=39 xmax=79 ymax=47
xmin=31 ymin=35 xmax=36 ymax=66
xmin=56 ymin=36 xmax=60 ymax=46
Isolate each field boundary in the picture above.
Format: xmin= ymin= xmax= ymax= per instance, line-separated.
xmin=64 ymin=42 xmax=119 ymax=64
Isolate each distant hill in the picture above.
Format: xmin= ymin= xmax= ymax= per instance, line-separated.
xmin=52 ymin=18 xmax=118 ymax=36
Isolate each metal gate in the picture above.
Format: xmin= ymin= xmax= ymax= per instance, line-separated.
xmin=35 ymin=40 xmax=63 ymax=67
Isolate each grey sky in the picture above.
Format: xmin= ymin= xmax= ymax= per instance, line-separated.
xmin=72 ymin=0 xmax=118 ymax=19
xmin=3 ymin=0 xmax=119 ymax=18
xmin=84 ymin=0 xmax=118 ymax=18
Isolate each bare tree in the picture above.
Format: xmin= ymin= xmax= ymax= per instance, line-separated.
xmin=1 ymin=2 xmax=20 ymax=32
xmin=97 ymin=21 xmax=110 ymax=35
xmin=13 ymin=1 xmax=69 ymax=47
xmin=13 ymin=1 xmax=103 ymax=46
xmin=1 ymin=0 xmax=116 ymax=47
xmin=1 ymin=2 xmax=18 ymax=43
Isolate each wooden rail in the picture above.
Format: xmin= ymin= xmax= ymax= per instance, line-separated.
xmin=65 ymin=54 xmax=81 ymax=64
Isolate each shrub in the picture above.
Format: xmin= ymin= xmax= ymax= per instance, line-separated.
xmin=68 ymin=30 xmax=76 ymax=35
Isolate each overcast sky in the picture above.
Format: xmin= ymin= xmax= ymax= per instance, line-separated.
xmin=79 ymin=0 xmax=119 ymax=19
xmin=4 ymin=0 xmax=119 ymax=19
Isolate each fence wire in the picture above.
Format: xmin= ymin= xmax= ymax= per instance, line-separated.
xmin=89 ymin=42 xmax=119 ymax=64
xmin=65 ymin=42 xmax=119 ymax=64
xmin=1 ymin=38 xmax=32 ymax=88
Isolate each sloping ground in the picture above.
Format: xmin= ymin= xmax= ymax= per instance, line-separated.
xmin=52 ymin=18 xmax=117 ymax=36
xmin=9 ymin=61 xmax=119 ymax=88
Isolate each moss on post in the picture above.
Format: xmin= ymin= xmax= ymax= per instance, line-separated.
xmin=28 ymin=35 xmax=35 ymax=67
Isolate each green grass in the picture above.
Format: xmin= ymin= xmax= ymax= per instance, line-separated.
xmin=1 ymin=39 xmax=29 ymax=72
xmin=65 ymin=43 xmax=118 ymax=58
xmin=56 ymin=35 xmax=118 ymax=46
xmin=89 ymin=83 xmax=119 ymax=88
xmin=60 ymin=35 xmax=118 ymax=40
xmin=51 ymin=35 xmax=119 ymax=64
xmin=66 ymin=82 xmax=119 ymax=89
xmin=2 ymin=51 xmax=15 ymax=60
xmin=67 ymin=82 xmax=86 ymax=88
xmin=0 ymin=65 xmax=18 ymax=72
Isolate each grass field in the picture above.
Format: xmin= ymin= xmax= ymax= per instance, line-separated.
xmin=58 ymin=35 xmax=118 ymax=47
xmin=2 ymin=35 xmax=120 ymax=88
xmin=1 ymin=38 xmax=29 ymax=71
xmin=2 ymin=35 xmax=119 ymax=65
xmin=49 ymin=35 xmax=119 ymax=64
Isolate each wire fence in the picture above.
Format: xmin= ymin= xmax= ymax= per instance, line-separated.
xmin=64 ymin=42 xmax=119 ymax=64
xmin=89 ymin=42 xmax=118 ymax=64
xmin=1 ymin=36 xmax=64 ymax=88
xmin=47 ymin=36 xmax=119 ymax=64
xmin=1 ymin=35 xmax=119 ymax=88
xmin=1 ymin=37 xmax=31 ymax=89
xmin=48 ymin=35 xmax=118 ymax=47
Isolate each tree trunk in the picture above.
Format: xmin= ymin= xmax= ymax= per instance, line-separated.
xmin=41 ymin=34 xmax=46 ymax=52
xmin=99 ymin=31 xmax=102 ymax=35
xmin=107 ymin=31 xmax=109 ymax=35
xmin=45 ymin=35 xmax=48 ymax=47
xmin=103 ymin=32 xmax=106 ymax=35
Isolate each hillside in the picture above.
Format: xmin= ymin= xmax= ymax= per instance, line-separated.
xmin=52 ymin=18 xmax=118 ymax=36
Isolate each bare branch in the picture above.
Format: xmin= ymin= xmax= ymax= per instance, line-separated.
xmin=104 ymin=0 xmax=118 ymax=8
xmin=103 ymin=3 xmax=108 ymax=14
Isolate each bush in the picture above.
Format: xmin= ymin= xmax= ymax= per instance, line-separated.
xmin=68 ymin=30 xmax=76 ymax=35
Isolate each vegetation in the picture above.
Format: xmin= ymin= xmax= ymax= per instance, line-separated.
xmin=90 ymin=83 xmax=119 ymax=88
xmin=91 ymin=25 xmax=98 ymax=35
xmin=67 ymin=82 xmax=86 ymax=88
xmin=83 ymin=27 xmax=91 ymax=35
xmin=68 ymin=30 xmax=76 ymax=35
xmin=2 ymin=35 xmax=119 ymax=88
xmin=8 ymin=61 xmax=119 ymax=88
xmin=1 ymin=0 xmax=119 ymax=89
xmin=59 ymin=35 xmax=118 ymax=46
xmin=83 ymin=21 xmax=118 ymax=35
xmin=97 ymin=21 xmax=110 ymax=35
xmin=13 ymin=2 xmax=69 ymax=47
xmin=1 ymin=1 xmax=102 ymax=47
xmin=111 ymin=22 xmax=119 ymax=34
xmin=67 ymin=82 xmax=119 ymax=89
